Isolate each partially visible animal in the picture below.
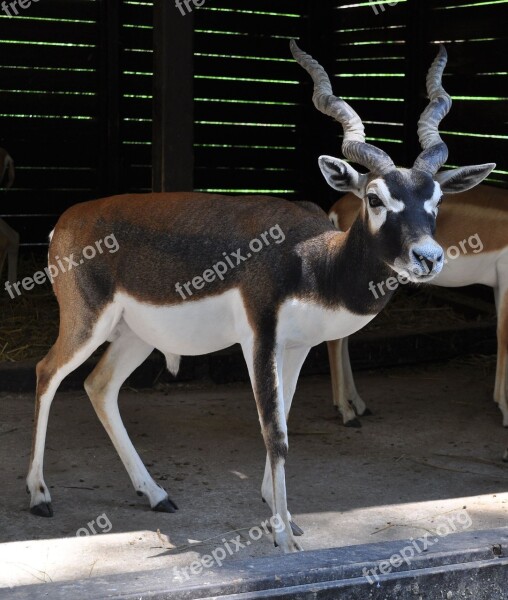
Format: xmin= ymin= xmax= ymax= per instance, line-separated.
xmin=0 ymin=148 xmax=19 ymax=283
xmin=0 ymin=147 xmax=15 ymax=189
xmin=328 ymin=184 xmax=508 ymax=427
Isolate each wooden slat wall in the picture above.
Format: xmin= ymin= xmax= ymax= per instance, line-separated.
xmin=0 ymin=0 xmax=156 ymax=246
xmin=0 ymin=1 xmax=506 ymax=247
xmin=193 ymin=1 xmax=304 ymax=196
xmin=332 ymin=1 xmax=408 ymax=168
xmin=427 ymin=0 xmax=508 ymax=185
xmin=121 ymin=0 xmax=153 ymax=193
xmin=0 ymin=0 xmax=101 ymax=246
xmin=333 ymin=0 xmax=508 ymax=187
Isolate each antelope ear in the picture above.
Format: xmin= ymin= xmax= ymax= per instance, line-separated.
xmin=318 ymin=155 xmax=368 ymax=198
xmin=436 ymin=163 xmax=496 ymax=194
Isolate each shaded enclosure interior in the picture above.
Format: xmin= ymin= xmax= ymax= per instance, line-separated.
xmin=0 ymin=0 xmax=506 ymax=248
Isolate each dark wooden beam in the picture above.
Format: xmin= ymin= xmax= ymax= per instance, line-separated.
xmin=404 ymin=1 xmax=429 ymax=166
xmin=297 ymin=0 xmax=337 ymax=207
xmin=152 ymin=0 xmax=194 ymax=192
xmin=99 ymin=0 xmax=121 ymax=196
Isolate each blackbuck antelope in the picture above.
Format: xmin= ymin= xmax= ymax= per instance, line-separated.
xmin=0 ymin=147 xmax=19 ymax=283
xmin=328 ymin=184 xmax=508 ymax=427
xmin=27 ymin=42 xmax=494 ymax=553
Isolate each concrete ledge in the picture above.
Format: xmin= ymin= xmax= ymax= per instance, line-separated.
xmin=0 ymin=322 xmax=497 ymax=393
xmin=3 ymin=527 xmax=507 ymax=599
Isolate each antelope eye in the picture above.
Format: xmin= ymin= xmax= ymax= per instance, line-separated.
xmin=367 ymin=194 xmax=384 ymax=209
xmin=437 ymin=196 xmax=443 ymax=207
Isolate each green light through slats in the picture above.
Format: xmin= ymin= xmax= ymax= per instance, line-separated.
xmin=337 ymin=1 xmax=407 ymax=8
xmin=1 ymin=65 xmax=94 ymax=73
xmin=195 ymin=98 xmax=297 ymax=107
xmin=200 ymin=7 xmax=299 ymax=18
xmin=195 ymin=29 xmax=294 ymax=40
xmin=436 ymin=0 xmax=508 ymax=9
xmin=195 ymin=144 xmax=296 ymax=151
xmin=340 ymin=40 xmax=405 ymax=46
xmin=442 ymin=131 xmax=508 ymax=140
xmin=0 ymin=113 xmax=92 ymax=120
xmin=336 ymin=73 xmax=404 ymax=77
xmin=195 ymin=52 xmax=293 ymax=63
xmin=195 ymin=189 xmax=296 ymax=194
xmin=196 ymin=121 xmax=294 ymax=129
xmin=0 ymin=88 xmax=95 ymax=96
xmin=0 ymin=39 xmax=94 ymax=48
xmin=0 ymin=15 xmax=94 ymax=24
xmin=195 ymin=75 xmax=298 ymax=85
xmin=341 ymin=96 xmax=404 ymax=102
xmin=452 ymin=96 xmax=508 ymax=100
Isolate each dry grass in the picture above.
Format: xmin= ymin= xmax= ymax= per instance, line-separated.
xmin=0 ymin=254 xmax=58 ymax=362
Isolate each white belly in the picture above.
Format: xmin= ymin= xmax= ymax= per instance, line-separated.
xmin=433 ymin=251 xmax=503 ymax=288
xmin=117 ymin=289 xmax=251 ymax=355
xmin=116 ymin=290 xmax=376 ymax=355
xmin=277 ymin=299 xmax=375 ymax=347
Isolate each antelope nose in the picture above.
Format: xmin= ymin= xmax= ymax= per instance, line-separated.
xmin=410 ymin=245 xmax=444 ymax=277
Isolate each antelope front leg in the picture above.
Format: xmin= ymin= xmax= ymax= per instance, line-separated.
xmin=242 ymin=339 xmax=302 ymax=553
xmin=342 ymin=337 xmax=370 ymax=417
xmin=494 ymin=284 xmax=508 ymax=426
xmin=327 ymin=338 xmax=362 ymax=427
xmin=494 ymin=339 xmax=508 ymax=427
xmin=261 ymin=346 xmax=309 ymax=538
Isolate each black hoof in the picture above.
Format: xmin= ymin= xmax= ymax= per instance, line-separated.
xmin=153 ymin=496 xmax=178 ymax=513
xmin=361 ymin=408 xmax=373 ymax=417
xmin=290 ymin=521 xmax=304 ymax=536
xmin=344 ymin=418 xmax=362 ymax=428
xmin=266 ymin=520 xmax=303 ymax=537
xmin=30 ymin=502 xmax=53 ymax=518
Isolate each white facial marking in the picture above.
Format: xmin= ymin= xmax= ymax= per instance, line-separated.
xmin=424 ymin=181 xmax=443 ymax=217
xmin=372 ymin=179 xmax=405 ymax=213
xmin=365 ymin=178 xmax=405 ymax=233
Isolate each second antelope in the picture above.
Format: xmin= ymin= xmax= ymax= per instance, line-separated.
xmin=328 ymin=184 xmax=508 ymax=427
xmin=26 ymin=43 xmax=494 ymax=553
xmin=0 ymin=147 xmax=19 ymax=283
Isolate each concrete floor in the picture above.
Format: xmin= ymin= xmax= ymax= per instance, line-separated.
xmin=0 ymin=359 xmax=507 ymax=589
